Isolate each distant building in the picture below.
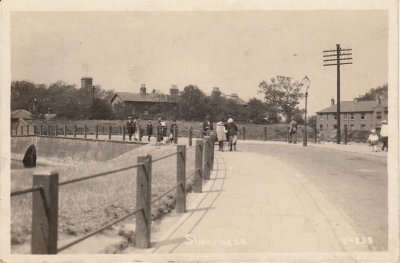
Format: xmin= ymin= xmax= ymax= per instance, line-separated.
xmin=316 ymin=97 xmax=388 ymax=131
xmin=110 ymin=84 xmax=180 ymax=118
xmin=11 ymin=109 xmax=34 ymax=135
xmin=211 ymin=87 xmax=247 ymax=106
xmin=11 ymin=109 xmax=32 ymax=120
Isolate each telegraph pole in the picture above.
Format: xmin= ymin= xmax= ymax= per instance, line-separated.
xmin=323 ymin=44 xmax=352 ymax=144
xmin=92 ymin=85 xmax=95 ymax=119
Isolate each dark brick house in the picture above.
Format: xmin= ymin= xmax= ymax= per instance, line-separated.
xmin=110 ymin=84 xmax=180 ymax=118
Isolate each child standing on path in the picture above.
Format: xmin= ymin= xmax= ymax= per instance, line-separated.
xmin=367 ymin=129 xmax=380 ymax=152
xmin=169 ymin=120 xmax=178 ymax=144
xmin=216 ymin=120 xmax=227 ymax=151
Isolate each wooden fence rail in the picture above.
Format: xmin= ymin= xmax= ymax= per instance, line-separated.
xmin=13 ymin=122 xmax=344 ymax=145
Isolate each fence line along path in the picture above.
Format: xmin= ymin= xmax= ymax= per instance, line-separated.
xmin=11 ymin=134 xmax=216 ymax=254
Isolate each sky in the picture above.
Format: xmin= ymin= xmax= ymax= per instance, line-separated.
xmin=11 ymin=10 xmax=388 ymax=115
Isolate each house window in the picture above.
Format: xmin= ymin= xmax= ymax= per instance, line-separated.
xmin=344 ymin=114 xmax=348 ymax=120
xmin=376 ymin=111 xmax=382 ymax=119
xmin=361 ymin=124 xmax=366 ymax=130
xmin=333 ymin=124 xmax=337 ymax=129
xmin=319 ymin=125 xmax=323 ymax=131
xmin=361 ymin=113 xmax=365 ymax=120
xmin=350 ymin=124 xmax=354 ymax=130
xmin=350 ymin=113 xmax=355 ymax=120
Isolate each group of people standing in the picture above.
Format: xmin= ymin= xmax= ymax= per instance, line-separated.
xmin=126 ymin=116 xmax=178 ymax=144
xmin=126 ymin=114 xmax=239 ymax=150
xmin=367 ymin=120 xmax=388 ymax=152
xmin=203 ymin=115 xmax=238 ymax=152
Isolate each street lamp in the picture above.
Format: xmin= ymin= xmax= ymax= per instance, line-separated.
xmin=302 ymin=76 xmax=310 ymax=146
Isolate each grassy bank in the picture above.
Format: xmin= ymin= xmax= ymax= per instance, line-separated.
xmin=11 ymin=142 xmax=197 ymax=253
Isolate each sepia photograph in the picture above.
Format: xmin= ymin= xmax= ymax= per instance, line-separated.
xmin=0 ymin=0 xmax=398 ymax=262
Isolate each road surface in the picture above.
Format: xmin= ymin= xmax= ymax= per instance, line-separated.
xmin=240 ymin=142 xmax=387 ymax=250
xmin=124 ymin=142 xmax=387 ymax=254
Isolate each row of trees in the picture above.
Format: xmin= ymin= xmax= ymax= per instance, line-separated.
xmin=175 ymin=75 xmax=308 ymax=124
xmin=11 ymin=75 xmax=311 ymax=124
xmin=11 ymin=80 xmax=114 ymax=120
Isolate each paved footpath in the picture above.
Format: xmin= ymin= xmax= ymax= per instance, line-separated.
xmin=125 ymin=150 xmax=371 ymax=254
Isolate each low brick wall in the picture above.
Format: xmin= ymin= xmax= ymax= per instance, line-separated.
xmin=11 ymin=136 xmax=143 ymax=163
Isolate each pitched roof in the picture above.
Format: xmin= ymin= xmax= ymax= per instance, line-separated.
xmin=111 ymin=92 xmax=177 ymax=103
xmin=316 ymin=99 xmax=388 ymax=113
xmin=225 ymin=95 xmax=248 ymax=105
xmin=11 ymin=109 xmax=32 ymax=119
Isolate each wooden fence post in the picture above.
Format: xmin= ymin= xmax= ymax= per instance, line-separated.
xmin=314 ymin=127 xmax=317 ymax=143
xmin=64 ymin=124 xmax=67 ymax=137
xmin=31 ymin=170 xmax=59 ymax=254
xmin=73 ymin=124 xmax=77 ymax=138
xmin=287 ymin=128 xmax=290 ymax=143
xmin=173 ymin=127 xmax=178 ymax=144
xmin=242 ymin=126 xmax=246 ymax=140
xmin=176 ymin=145 xmax=186 ymax=213
xmin=194 ymin=140 xmax=203 ymax=193
xmin=55 ymin=124 xmax=58 ymax=137
xmin=135 ymin=155 xmax=152 ymax=248
xmin=84 ymin=125 xmax=87 ymax=138
xmin=156 ymin=125 xmax=162 ymax=142
xmin=188 ymin=127 xmax=193 ymax=147
xmin=108 ymin=125 xmax=112 ymax=140
xmin=210 ymin=135 xmax=215 ymax=171
xmin=102 ymin=126 xmax=105 ymax=135
xmin=95 ymin=125 xmax=99 ymax=139
xmin=203 ymin=136 xmax=211 ymax=180
xmin=264 ymin=126 xmax=267 ymax=141
xmin=47 ymin=124 xmax=51 ymax=137
xmin=344 ymin=126 xmax=348 ymax=145
xmin=122 ymin=125 xmax=126 ymax=141
xmin=40 ymin=125 xmax=43 ymax=136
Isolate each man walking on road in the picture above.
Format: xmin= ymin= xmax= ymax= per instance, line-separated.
xmin=380 ymin=120 xmax=388 ymax=151
xmin=288 ymin=118 xmax=298 ymax=144
xmin=227 ymin=117 xmax=238 ymax=151
xmin=146 ymin=121 xmax=153 ymax=142
xmin=126 ymin=116 xmax=136 ymax=141
xmin=203 ymin=115 xmax=213 ymax=136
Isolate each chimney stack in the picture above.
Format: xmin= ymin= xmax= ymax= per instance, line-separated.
xmin=81 ymin=77 xmax=93 ymax=91
xmin=212 ymin=87 xmax=221 ymax=99
xmin=140 ymin=84 xmax=146 ymax=95
xmin=170 ymin=85 xmax=179 ymax=100
xmin=331 ymin=98 xmax=335 ymax=106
